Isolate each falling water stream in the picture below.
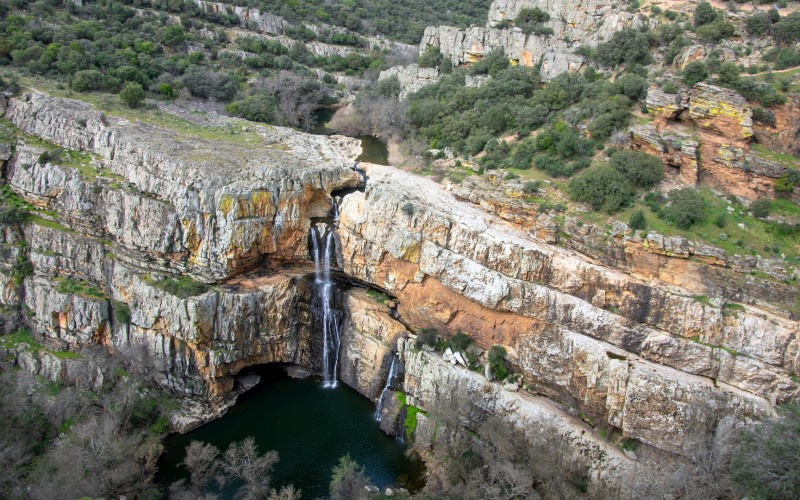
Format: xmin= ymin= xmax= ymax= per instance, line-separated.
xmin=310 ymin=200 xmax=342 ymax=388
xmin=374 ymin=352 xmax=401 ymax=421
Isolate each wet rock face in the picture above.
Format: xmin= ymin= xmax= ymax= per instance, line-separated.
xmin=421 ymin=0 xmax=642 ymax=80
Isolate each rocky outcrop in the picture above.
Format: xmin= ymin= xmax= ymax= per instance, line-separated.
xmin=4 ymin=92 xmax=362 ymax=281
xmin=421 ymin=0 xmax=642 ymax=80
xmin=337 ymin=163 xmax=795 ymax=465
xmin=379 ymin=65 xmax=441 ymax=100
xmin=644 ymin=83 xmax=791 ymax=199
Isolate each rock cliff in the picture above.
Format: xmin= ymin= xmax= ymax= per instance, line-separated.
xmin=419 ymin=0 xmax=642 ymax=80
xmin=0 ymin=90 xmax=797 ymax=495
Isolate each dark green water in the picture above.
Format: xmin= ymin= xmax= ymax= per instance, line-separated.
xmin=158 ymin=366 xmax=422 ymax=498
xmin=311 ymin=108 xmax=389 ymax=165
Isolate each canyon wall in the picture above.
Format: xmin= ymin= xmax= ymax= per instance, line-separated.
xmin=0 ymin=91 xmax=797 ymax=496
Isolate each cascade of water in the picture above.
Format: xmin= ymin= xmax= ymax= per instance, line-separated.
xmin=310 ymin=200 xmax=342 ymax=388
xmin=374 ymin=352 xmax=401 ymax=421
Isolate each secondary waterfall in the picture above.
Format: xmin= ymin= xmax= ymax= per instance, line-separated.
xmin=310 ymin=201 xmax=341 ymax=388
xmin=374 ymin=352 xmax=401 ymax=421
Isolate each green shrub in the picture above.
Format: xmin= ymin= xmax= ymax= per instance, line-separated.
xmin=591 ymin=28 xmax=653 ymax=67
xmin=629 ymin=210 xmax=647 ymax=230
xmin=401 ymin=202 xmax=414 ymax=217
xmin=418 ymin=45 xmax=444 ymax=68
xmin=0 ymin=207 xmax=29 ymax=225
xmin=608 ymin=150 xmax=664 ymax=188
xmin=715 ymin=213 xmax=727 ymax=228
xmin=750 ymin=198 xmax=772 ymax=218
xmin=682 ymin=61 xmax=708 ymax=86
xmin=523 ymin=180 xmax=540 ymax=194
xmin=448 ymin=331 xmax=472 ymax=352
xmin=746 ymin=12 xmax=773 ymax=36
xmin=568 ymin=164 xmax=635 ymax=213
xmin=731 ymin=402 xmax=800 ymax=499
xmin=488 ymin=345 xmax=509 ymax=381
xmin=119 ymin=82 xmax=145 ymax=108
xmin=330 ymin=455 xmax=368 ymax=500
xmin=752 ymin=107 xmax=776 ymax=127
xmin=693 ymin=2 xmax=717 ymax=26
xmin=469 ymin=48 xmax=509 ymax=77
xmin=416 ymin=328 xmax=438 ymax=349
xmin=660 ymin=188 xmax=705 ymax=229
xmin=773 ymin=11 xmax=800 ymax=45
xmin=113 ymin=301 xmax=131 ymax=324
xmin=150 ymin=275 xmax=210 ymax=298
xmin=662 ymin=82 xmax=679 ymax=94
xmin=514 ymin=7 xmax=553 ymax=35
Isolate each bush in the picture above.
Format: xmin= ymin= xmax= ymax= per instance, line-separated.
xmin=591 ymin=28 xmax=652 ymax=67
xmin=448 ymin=331 xmax=472 ymax=352
xmin=662 ymin=82 xmax=679 ymax=94
xmin=746 ymin=12 xmax=773 ymax=36
xmin=629 ymin=209 xmax=647 ymax=230
xmin=752 ymin=107 xmax=776 ymax=127
xmin=0 ymin=207 xmax=29 ymax=225
xmin=682 ymin=61 xmax=708 ymax=86
xmin=469 ymin=48 xmax=509 ymax=77
xmin=715 ymin=213 xmax=727 ymax=228
xmin=514 ymin=7 xmax=552 ymax=35
xmin=113 ymin=301 xmax=131 ymax=324
xmin=696 ymin=20 xmax=735 ymax=42
xmin=151 ymin=275 xmax=210 ymax=298
xmin=182 ymin=68 xmax=239 ymax=101
xmin=568 ymin=164 xmax=635 ymax=213
xmin=119 ymin=83 xmax=145 ymax=108
xmin=773 ymin=11 xmax=800 ymax=45
xmin=693 ymin=2 xmax=717 ymax=26
xmin=750 ymin=198 xmax=772 ymax=218
xmin=225 ymin=94 xmax=278 ymax=124
xmin=418 ymin=45 xmax=444 ymax=68
xmin=416 ymin=328 xmax=438 ymax=348
xmin=731 ymin=402 xmax=800 ymax=499
xmin=660 ymin=188 xmax=705 ymax=228
xmin=609 ymin=150 xmax=664 ymax=188
xmin=616 ymin=73 xmax=648 ymax=100
xmin=488 ymin=345 xmax=509 ymax=381
xmin=523 ymin=180 xmax=540 ymax=194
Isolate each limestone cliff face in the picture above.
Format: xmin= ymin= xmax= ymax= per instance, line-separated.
xmin=0 ymin=92 xmax=362 ymax=428
xmin=4 ymin=92 xmax=362 ymax=281
xmin=337 ymin=163 xmax=795 ymax=465
xmin=420 ymin=0 xmax=642 ymax=80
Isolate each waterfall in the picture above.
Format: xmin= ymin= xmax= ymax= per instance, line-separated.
xmin=310 ymin=200 xmax=341 ymax=388
xmin=374 ymin=352 xmax=401 ymax=421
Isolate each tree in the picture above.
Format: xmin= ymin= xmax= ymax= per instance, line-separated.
xmin=119 ymin=82 xmax=145 ymax=108
xmin=629 ymin=210 xmax=647 ymax=230
xmin=222 ymin=437 xmax=279 ymax=500
xmin=329 ymin=454 xmax=368 ymax=500
xmin=660 ymin=188 xmax=705 ymax=229
xmin=514 ymin=7 xmax=552 ymax=36
xmin=773 ymin=12 xmax=800 ymax=45
xmin=731 ymin=403 xmax=800 ymax=499
xmin=568 ymin=164 xmax=635 ymax=213
xmin=609 ymin=150 xmax=664 ymax=188
xmin=182 ymin=441 xmax=221 ymax=494
xmin=682 ymin=61 xmax=708 ymax=86
xmin=746 ymin=12 xmax=772 ymax=36
xmin=693 ymin=2 xmax=717 ymax=27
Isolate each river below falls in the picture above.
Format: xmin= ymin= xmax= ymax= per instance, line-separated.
xmin=157 ymin=365 xmax=424 ymax=498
